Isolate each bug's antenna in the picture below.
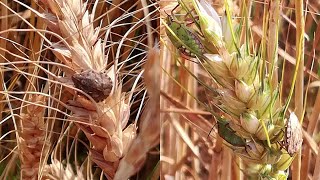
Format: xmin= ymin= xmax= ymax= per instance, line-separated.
xmin=207 ymin=122 xmax=218 ymax=139
xmin=171 ymin=4 xmax=180 ymax=16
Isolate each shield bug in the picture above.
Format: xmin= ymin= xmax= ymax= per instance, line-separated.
xmin=217 ymin=119 xmax=246 ymax=147
xmin=283 ymin=112 xmax=303 ymax=156
xmin=72 ymin=69 xmax=113 ymax=102
xmin=165 ymin=9 xmax=204 ymax=58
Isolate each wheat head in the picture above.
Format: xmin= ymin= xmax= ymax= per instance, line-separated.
xmin=164 ymin=0 xmax=303 ymax=179
xmin=38 ymin=0 xmax=137 ymax=178
xmin=19 ymin=95 xmax=50 ymax=180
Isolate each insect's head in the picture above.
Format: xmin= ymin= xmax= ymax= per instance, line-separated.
xmin=164 ymin=11 xmax=175 ymax=26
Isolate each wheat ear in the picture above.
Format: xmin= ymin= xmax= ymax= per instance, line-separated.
xmin=19 ymin=95 xmax=49 ymax=180
xmin=165 ymin=0 xmax=303 ymax=178
xmin=38 ymin=0 xmax=136 ymax=178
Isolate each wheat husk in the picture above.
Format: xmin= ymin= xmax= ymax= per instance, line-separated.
xmin=42 ymin=159 xmax=84 ymax=180
xmin=114 ymin=45 xmax=160 ymax=180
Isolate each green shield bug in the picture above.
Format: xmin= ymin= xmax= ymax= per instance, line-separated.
xmin=217 ymin=119 xmax=246 ymax=147
xmin=165 ymin=7 xmax=204 ymax=58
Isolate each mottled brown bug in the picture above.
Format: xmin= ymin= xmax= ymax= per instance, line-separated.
xmin=72 ymin=69 xmax=113 ymax=102
xmin=283 ymin=112 xmax=303 ymax=156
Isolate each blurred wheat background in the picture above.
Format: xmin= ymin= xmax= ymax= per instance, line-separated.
xmin=160 ymin=0 xmax=320 ymax=180
xmin=0 ymin=0 xmax=159 ymax=179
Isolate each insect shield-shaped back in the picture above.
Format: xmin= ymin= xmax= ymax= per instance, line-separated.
xmin=283 ymin=112 xmax=303 ymax=156
xmin=72 ymin=69 xmax=113 ymax=102
xmin=217 ymin=119 xmax=246 ymax=147
xmin=165 ymin=15 xmax=204 ymax=58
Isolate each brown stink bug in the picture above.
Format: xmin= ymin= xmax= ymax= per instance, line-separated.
xmin=283 ymin=112 xmax=303 ymax=156
xmin=72 ymin=69 xmax=113 ymax=102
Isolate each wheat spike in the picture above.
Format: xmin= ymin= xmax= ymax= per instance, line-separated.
xmin=38 ymin=0 xmax=137 ymax=178
xmin=165 ymin=0 xmax=303 ymax=178
xmin=19 ymin=95 xmax=49 ymax=180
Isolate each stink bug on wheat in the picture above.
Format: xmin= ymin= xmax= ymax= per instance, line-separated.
xmin=217 ymin=119 xmax=246 ymax=147
xmin=72 ymin=69 xmax=113 ymax=102
xmin=282 ymin=112 xmax=303 ymax=156
xmin=165 ymin=5 xmax=204 ymax=58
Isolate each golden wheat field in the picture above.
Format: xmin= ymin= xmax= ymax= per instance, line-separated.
xmin=0 ymin=0 xmax=319 ymax=180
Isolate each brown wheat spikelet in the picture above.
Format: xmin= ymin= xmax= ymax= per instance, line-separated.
xmin=19 ymin=94 xmax=49 ymax=180
xmin=114 ymin=45 xmax=160 ymax=180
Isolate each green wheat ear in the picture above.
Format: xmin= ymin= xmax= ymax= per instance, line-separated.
xmin=165 ymin=0 xmax=303 ymax=179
